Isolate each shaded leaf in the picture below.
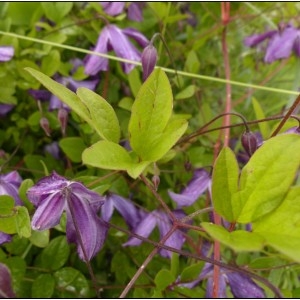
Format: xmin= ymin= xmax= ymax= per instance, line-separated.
xmin=32 ymin=274 xmax=55 ymax=298
xmin=59 ymin=137 xmax=86 ymax=163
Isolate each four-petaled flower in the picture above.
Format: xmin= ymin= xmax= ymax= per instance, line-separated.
xmin=123 ymin=209 xmax=186 ymax=258
xmin=244 ymin=23 xmax=300 ymax=63
xmin=84 ymin=24 xmax=149 ymax=75
xmin=26 ymin=171 xmax=107 ymax=261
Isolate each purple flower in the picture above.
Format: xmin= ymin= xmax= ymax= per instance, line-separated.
xmin=100 ymin=2 xmax=143 ymax=21
xmin=168 ymin=169 xmax=211 ymax=207
xmin=0 ymin=232 xmax=11 ymax=245
xmin=123 ymin=209 xmax=186 ymax=258
xmin=0 ymin=263 xmax=15 ymax=298
xmin=245 ymin=23 xmax=300 ymax=63
xmin=101 ymin=193 xmax=144 ymax=229
xmin=0 ymin=171 xmax=23 ymax=205
xmin=84 ymin=24 xmax=149 ymax=75
xmin=27 ymin=171 xmax=107 ymax=261
xmin=127 ymin=3 xmax=143 ymax=22
xmin=44 ymin=141 xmax=61 ymax=160
xmin=0 ymin=46 xmax=14 ymax=62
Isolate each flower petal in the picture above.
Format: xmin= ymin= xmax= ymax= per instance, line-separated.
xmin=127 ymin=3 xmax=143 ymax=22
xmin=31 ymin=192 xmax=65 ymax=230
xmin=168 ymin=169 xmax=210 ymax=207
xmin=84 ymin=27 xmax=110 ymax=75
xmin=100 ymin=2 xmax=125 ymax=16
xmin=66 ymin=193 xmax=107 ymax=261
xmin=0 ymin=232 xmax=11 ymax=245
xmin=244 ymin=30 xmax=276 ymax=47
xmin=0 ymin=263 xmax=15 ymax=298
xmin=205 ymin=273 xmax=227 ymax=298
xmin=123 ymin=212 xmax=157 ymax=246
xmin=265 ymin=25 xmax=298 ymax=63
xmin=0 ymin=46 xmax=14 ymax=62
xmin=122 ymin=27 xmax=149 ymax=48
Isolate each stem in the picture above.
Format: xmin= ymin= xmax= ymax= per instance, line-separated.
xmin=119 ymin=226 xmax=177 ymax=298
xmin=66 ymin=191 xmax=100 ymax=297
xmin=270 ymin=93 xmax=300 ymax=137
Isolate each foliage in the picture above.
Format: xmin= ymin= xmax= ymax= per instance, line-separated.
xmin=0 ymin=2 xmax=300 ymax=298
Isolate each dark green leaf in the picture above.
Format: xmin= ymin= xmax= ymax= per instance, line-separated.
xmin=32 ymin=274 xmax=55 ymax=298
xmin=59 ymin=137 xmax=86 ymax=163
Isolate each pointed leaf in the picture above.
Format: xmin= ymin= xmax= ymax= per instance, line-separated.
xmin=25 ymin=68 xmax=90 ymax=121
xmin=77 ymin=87 xmax=120 ymax=143
xmin=237 ymin=134 xmax=300 ymax=223
xmin=211 ymin=147 xmax=240 ymax=222
xmin=59 ymin=137 xmax=86 ymax=163
xmin=202 ymin=222 xmax=264 ymax=252
xmin=252 ymin=98 xmax=270 ymax=139
xmin=253 ymin=186 xmax=300 ymax=262
xmin=128 ymin=68 xmax=173 ymax=160
xmin=82 ymin=140 xmax=133 ymax=172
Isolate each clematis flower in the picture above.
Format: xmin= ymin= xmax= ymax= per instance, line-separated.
xmin=168 ymin=169 xmax=211 ymax=208
xmin=123 ymin=209 xmax=186 ymax=258
xmin=0 ymin=171 xmax=23 ymax=205
xmin=244 ymin=23 xmax=300 ymax=63
xmin=84 ymin=24 xmax=149 ymax=75
xmin=27 ymin=171 xmax=107 ymax=261
xmin=0 ymin=46 xmax=14 ymax=62
xmin=101 ymin=193 xmax=145 ymax=229
xmin=0 ymin=104 xmax=14 ymax=116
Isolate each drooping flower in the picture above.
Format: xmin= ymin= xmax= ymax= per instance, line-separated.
xmin=141 ymin=44 xmax=158 ymax=81
xmin=27 ymin=171 xmax=107 ymax=261
xmin=123 ymin=209 xmax=186 ymax=258
xmin=101 ymin=193 xmax=145 ymax=229
xmin=168 ymin=169 xmax=211 ymax=208
xmin=84 ymin=24 xmax=149 ymax=75
xmin=0 ymin=171 xmax=23 ymax=205
xmin=0 ymin=46 xmax=14 ymax=62
xmin=244 ymin=23 xmax=300 ymax=63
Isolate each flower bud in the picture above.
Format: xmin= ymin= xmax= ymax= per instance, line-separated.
xmin=39 ymin=117 xmax=51 ymax=137
xmin=152 ymin=174 xmax=160 ymax=191
xmin=58 ymin=108 xmax=68 ymax=136
xmin=241 ymin=131 xmax=258 ymax=157
xmin=141 ymin=44 xmax=157 ymax=81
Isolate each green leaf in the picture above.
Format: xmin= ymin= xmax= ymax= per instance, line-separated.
xmin=128 ymin=68 xmax=173 ymax=161
xmin=18 ymin=179 xmax=34 ymax=210
xmin=15 ymin=206 xmax=31 ymax=238
xmin=180 ymin=262 xmax=204 ymax=282
xmin=128 ymin=67 xmax=142 ymax=98
xmin=82 ymin=140 xmax=133 ymax=171
xmin=211 ymin=147 xmax=240 ymax=222
xmin=253 ymin=186 xmax=300 ymax=262
xmin=170 ymin=253 xmax=179 ymax=278
xmin=59 ymin=137 xmax=86 ymax=163
xmin=154 ymin=269 xmax=175 ymax=291
xmin=76 ymin=87 xmax=120 ymax=143
xmin=237 ymin=134 xmax=300 ymax=223
xmin=32 ymin=274 xmax=55 ymax=298
xmin=38 ymin=236 xmax=70 ymax=270
xmin=54 ymin=267 xmax=90 ymax=298
xmin=252 ymin=98 xmax=270 ymax=139
xmin=0 ymin=195 xmax=17 ymax=234
xmin=25 ymin=68 xmax=91 ymax=126
xmin=41 ymin=50 xmax=60 ymax=77
xmin=41 ymin=2 xmax=73 ymax=23
xmin=202 ymin=222 xmax=264 ymax=252
xmin=29 ymin=230 xmax=50 ymax=248
xmin=175 ymin=85 xmax=196 ymax=100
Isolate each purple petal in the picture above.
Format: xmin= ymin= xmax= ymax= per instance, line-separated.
xmin=0 ymin=46 xmax=14 ymax=62
xmin=123 ymin=212 xmax=157 ymax=247
xmin=109 ymin=193 xmax=141 ymax=228
xmin=155 ymin=210 xmax=186 ymax=258
xmin=0 ymin=232 xmax=11 ymax=245
xmin=85 ymin=26 xmax=110 ymax=75
xmin=66 ymin=194 xmax=108 ymax=261
xmin=31 ymin=192 xmax=66 ymax=230
xmin=27 ymin=171 xmax=68 ymax=206
xmin=28 ymin=89 xmax=51 ymax=101
xmin=141 ymin=44 xmax=158 ymax=81
xmin=0 ymin=104 xmax=14 ymax=116
xmin=127 ymin=3 xmax=143 ymax=22
xmin=107 ymin=25 xmax=141 ymax=74
xmin=67 ymin=77 xmax=99 ymax=92
xmin=49 ymin=94 xmax=70 ymax=111
xmin=0 ymin=263 xmax=16 ymax=298
xmin=205 ymin=273 xmax=227 ymax=298
xmin=244 ymin=30 xmax=276 ymax=47
xmin=101 ymin=196 xmax=114 ymax=223
xmin=265 ymin=25 xmax=298 ymax=63
xmin=122 ymin=27 xmax=149 ymax=48
xmin=284 ymin=126 xmax=300 ymax=134
xmin=0 ymin=171 xmax=23 ymax=205
xmin=168 ymin=169 xmax=211 ymax=207
xmin=293 ymin=32 xmax=300 ymax=57
xmin=44 ymin=141 xmax=61 ymax=160
xmin=227 ymin=272 xmax=265 ymax=298
xmin=100 ymin=2 xmax=125 ymax=16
